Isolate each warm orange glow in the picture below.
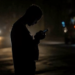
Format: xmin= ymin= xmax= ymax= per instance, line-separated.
xmin=74 ymin=25 xmax=75 ymax=28
xmin=0 ymin=37 xmax=4 ymax=41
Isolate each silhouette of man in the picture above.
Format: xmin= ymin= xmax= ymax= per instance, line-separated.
xmin=10 ymin=4 xmax=45 ymax=75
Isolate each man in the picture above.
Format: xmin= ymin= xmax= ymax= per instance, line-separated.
xmin=10 ymin=4 xmax=46 ymax=75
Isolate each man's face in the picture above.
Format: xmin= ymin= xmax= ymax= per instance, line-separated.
xmin=27 ymin=19 xmax=38 ymax=26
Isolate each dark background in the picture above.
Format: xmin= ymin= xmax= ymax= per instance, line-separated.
xmin=0 ymin=0 xmax=75 ymax=38
xmin=0 ymin=0 xmax=75 ymax=75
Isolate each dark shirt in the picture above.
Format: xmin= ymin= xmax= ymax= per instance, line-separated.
xmin=10 ymin=17 xmax=39 ymax=74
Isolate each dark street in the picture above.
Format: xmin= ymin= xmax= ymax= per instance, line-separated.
xmin=0 ymin=0 xmax=75 ymax=75
xmin=0 ymin=41 xmax=75 ymax=75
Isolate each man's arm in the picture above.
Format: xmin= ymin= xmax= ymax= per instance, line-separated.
xmin=31 ymin=37 xmax=40 ymax=60
xmin=33 ymin=42 xmax=39 ymax=61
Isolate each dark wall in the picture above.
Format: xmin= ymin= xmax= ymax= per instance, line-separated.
xmin=0 ymin=0 xmax=75 ymax=37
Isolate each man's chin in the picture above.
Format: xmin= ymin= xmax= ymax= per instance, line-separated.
xmin=28 ymin=24 xmax=31 ymax=26
xmin=28 ymin=24 xmax=34 ymax=26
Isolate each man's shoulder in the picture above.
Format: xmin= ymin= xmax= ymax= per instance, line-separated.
xmin=11 ymin=23 xmax=30 ymax=36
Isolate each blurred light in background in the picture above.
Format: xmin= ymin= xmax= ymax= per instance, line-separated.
xmin=61 ymin=21 xmax=65 ymax=27
xmin=71 ymin=18 xmax=74 ymax=24
xmin=64 ymin=27 xmax=67 ymax=33
xmin=71 ymin=17 xmax=75 ymax=24
xmin=3 ymin=26 xmax=6 ymax=29
xmin=0 ymin=37 xmax=4 ymax=41
xmin=0 ymin=30 xmax=2 ymax=34
xmin=74 ymin=25 xmax=75 ymax=29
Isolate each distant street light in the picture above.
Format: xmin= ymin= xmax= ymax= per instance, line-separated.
xmin=0 ymin=30 xmax=2 ymax=34
xmin=61 ymin=21 xmax=65 ymax=27
xmin=64 ymin=27 xmax=67 ymax=33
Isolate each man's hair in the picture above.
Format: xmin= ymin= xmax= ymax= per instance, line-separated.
xmin=25 ymin=4 xmax=42 ymax=20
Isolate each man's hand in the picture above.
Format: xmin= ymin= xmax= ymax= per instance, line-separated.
xmin=34 ymin=30 xmax=46 ymax=40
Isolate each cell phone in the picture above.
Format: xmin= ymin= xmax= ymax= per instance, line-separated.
xmin=43 ymin=29 xmax=48 ymax=33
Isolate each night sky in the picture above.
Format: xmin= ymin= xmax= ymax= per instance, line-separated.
xmin=0 ymin=0 xmax=75 ymax=37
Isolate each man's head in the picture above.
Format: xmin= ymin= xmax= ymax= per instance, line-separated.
xmin=24 ymin=4 xmax=42 ymax=26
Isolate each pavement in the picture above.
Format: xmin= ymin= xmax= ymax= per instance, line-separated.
xmin=0 ymin=41 xmax=75 ymax=75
